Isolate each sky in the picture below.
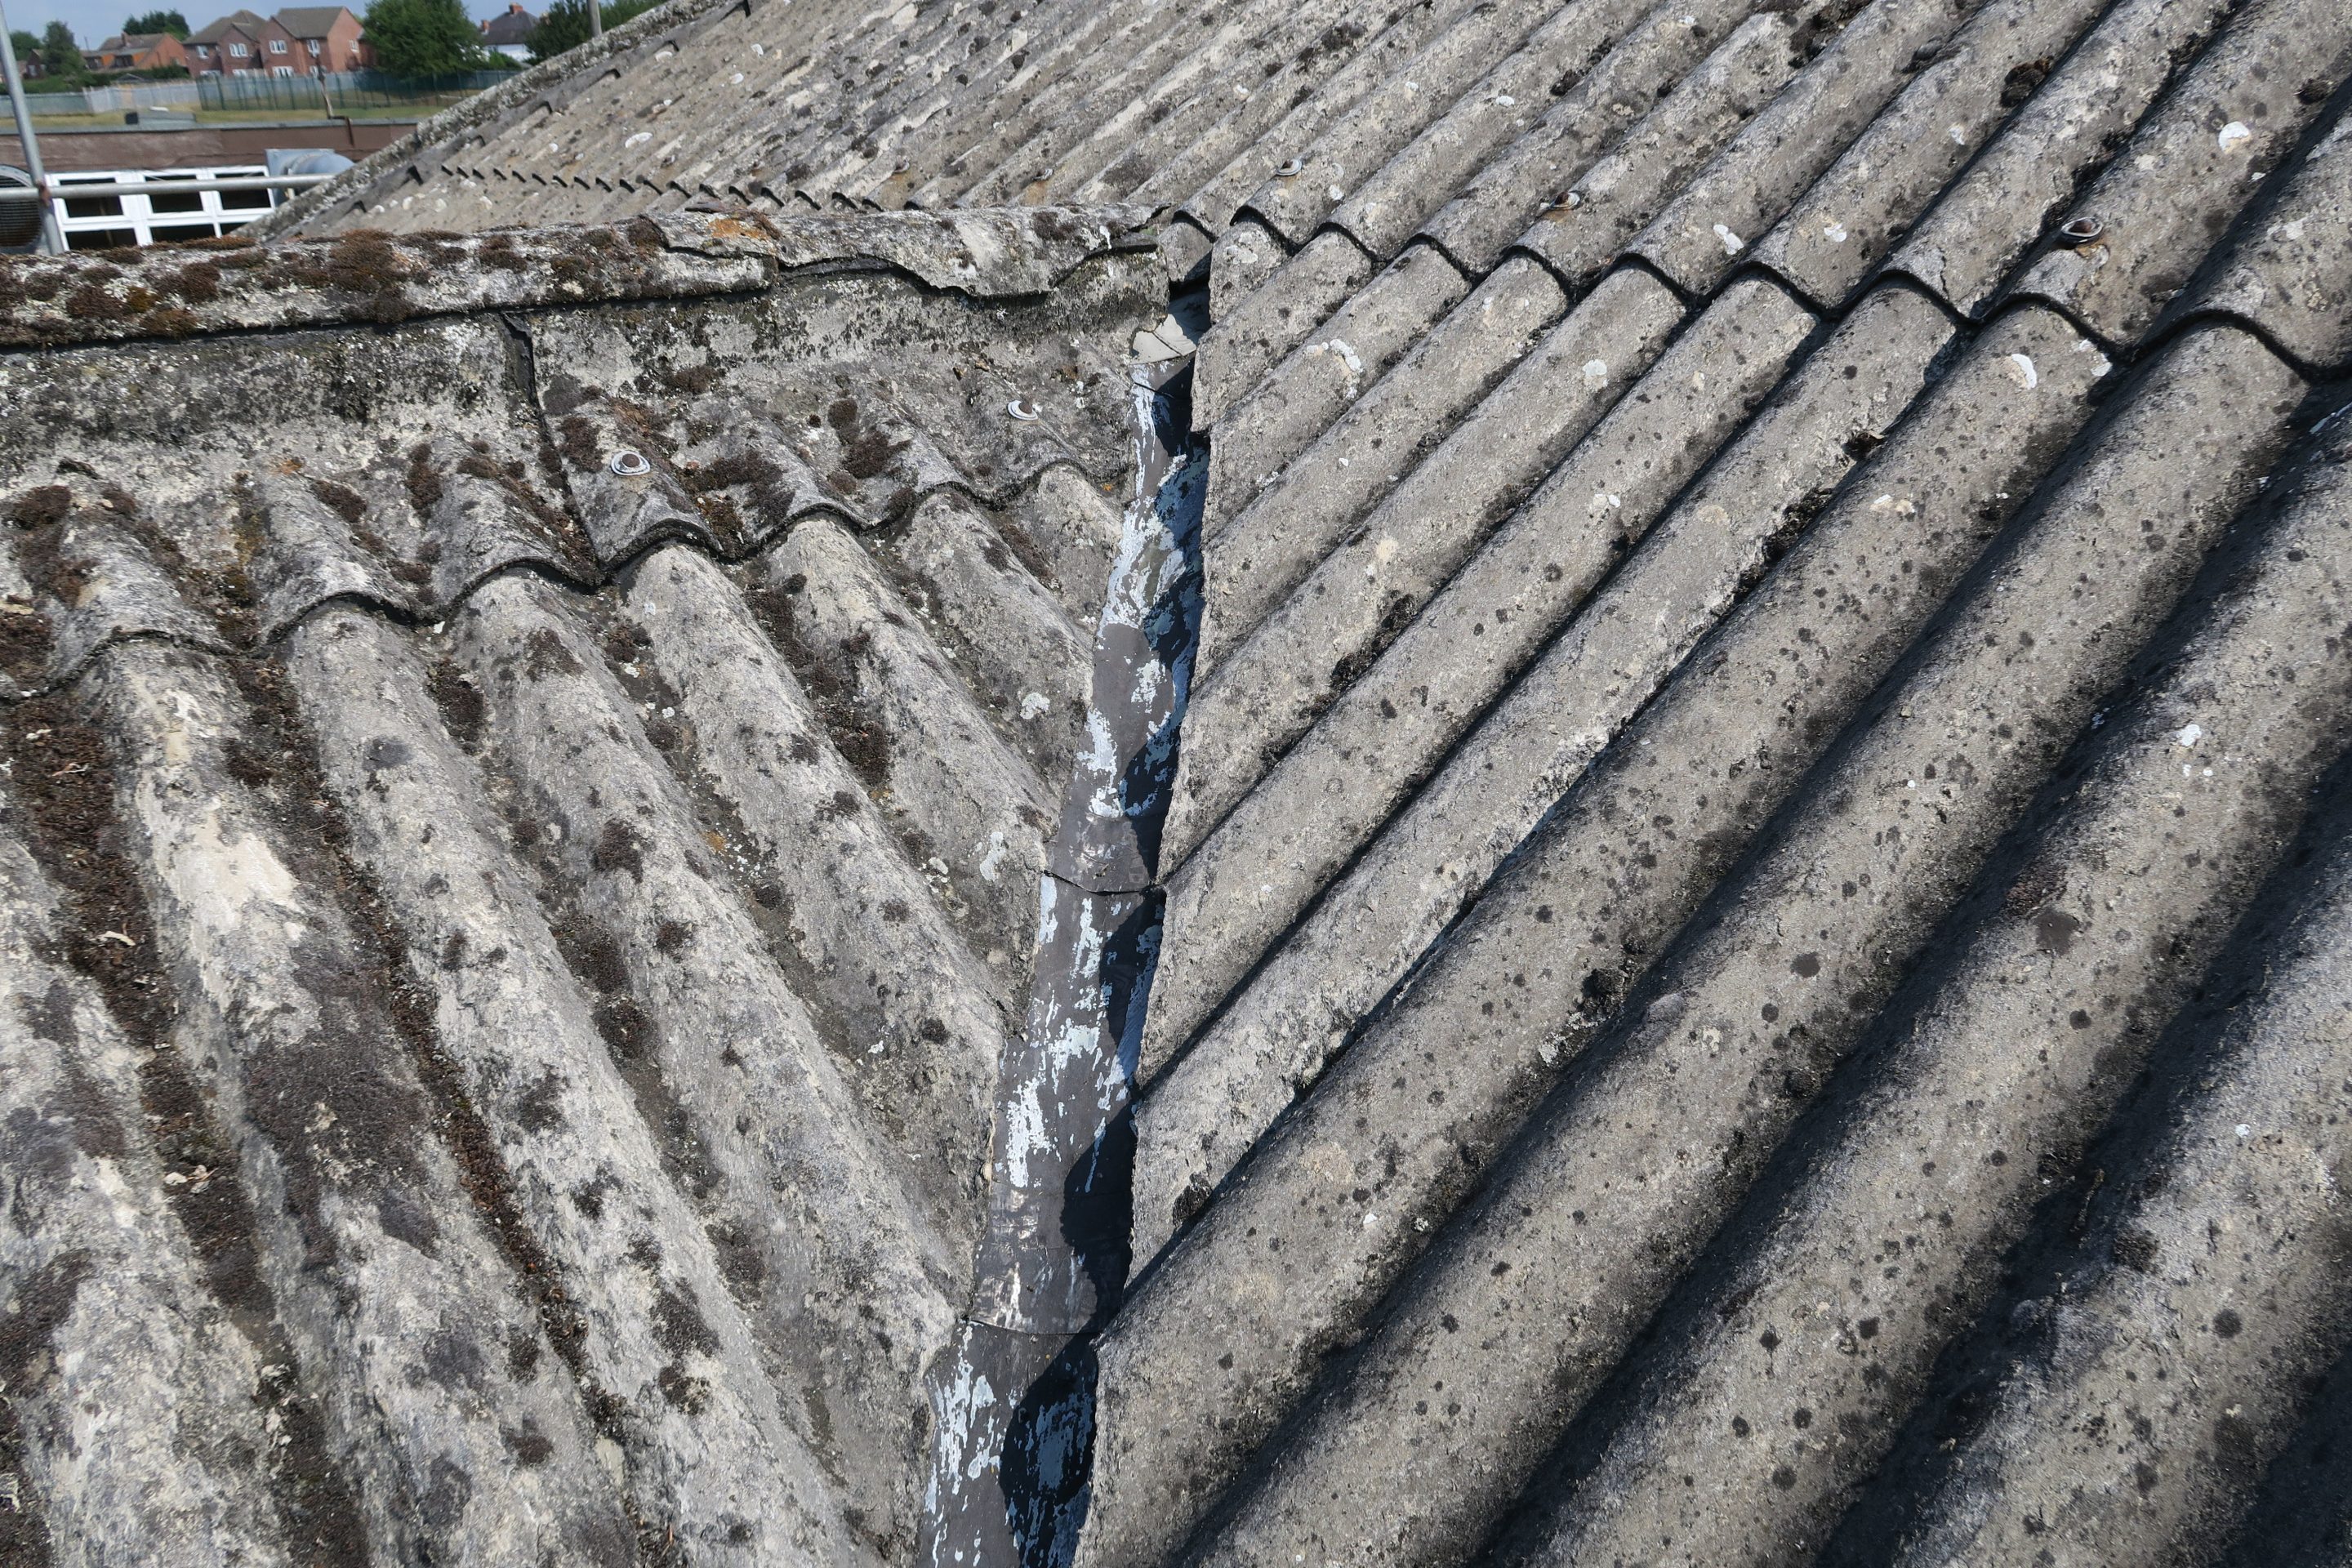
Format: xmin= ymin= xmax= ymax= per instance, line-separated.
xmin=5 ymin=0 xmax=514 ymax=47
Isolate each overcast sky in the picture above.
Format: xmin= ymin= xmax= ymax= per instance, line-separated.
xmin=6 ymin=0 xmax=516 ymax=46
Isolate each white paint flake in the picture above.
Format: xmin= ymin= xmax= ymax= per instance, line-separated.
xmin=2218 ymin=121 xmax=2252 ymax=150
xmin=1713 ymin=223 xmax=1744 ymax=255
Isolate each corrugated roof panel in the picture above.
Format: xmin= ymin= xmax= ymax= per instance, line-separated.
xmin=1131 ymin=281 xmax=1954 ymax=1254
xmin=2163 ymin=103 xmax=2352 ymax=368
xmin=1886 ymin=537 xmax=2352 ymax=1559
xmin=2002 ymin=0 xmax=2352 ymax=342
xmin=1492 ymin=322 xmax=2313 ymax=1568
xmin=1321 ymin=0 xmax=1662 ymax=261
xmin=1176 ymin=266 xmax=1693 ymax=836
xmin=1187 ymin=255 xmax=1568 ymax=680
xmin=1414 ymin=0 xmax=1754 ymax=275
xmin=1146 ymin=0 xmax=1475 ymax=250
xmin=1230 ymin=0 xmax=1569 ymax=249
xmin=0 ymin=813 xmax=298 ymax=1568
xmin=1748 ymin=0 xmax=2127 ymax=308
xmin=1086 ymin=299 xmax=2120 ymax=1567
xmin=0 ymin=211 xmax=1162 ymax=1564
xmin=11 ymin=0 xmax=2352 ymax=1559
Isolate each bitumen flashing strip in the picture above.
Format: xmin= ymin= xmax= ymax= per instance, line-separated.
xmin=923 ymin=310 xmax=1205 ymax=1566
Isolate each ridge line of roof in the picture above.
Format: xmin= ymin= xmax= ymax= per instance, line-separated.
xmin=0 ymin=206 xmax=1160 ymax=353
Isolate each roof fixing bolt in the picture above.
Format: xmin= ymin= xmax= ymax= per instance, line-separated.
xmin=2059 ymin=216 xmax=2104 ymax=247
xmin=1007 ymin=398 xmax=1041 ymax=422
xmin=608 ymin=449 xmax=653 ymax=477
xmin=1276 ymin=158 xmax=1304 ymax=176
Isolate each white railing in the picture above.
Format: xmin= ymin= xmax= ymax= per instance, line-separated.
xmin=24 ymin=166 xmax=329 ymax=247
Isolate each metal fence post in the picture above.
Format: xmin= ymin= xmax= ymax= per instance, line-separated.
xmin=0 ymin=0 xmax=65 ymax=254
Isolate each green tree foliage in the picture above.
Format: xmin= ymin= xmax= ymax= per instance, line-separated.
xmin=7 ymin=28 xmax=38 ymax=65
xmin=361 ymin=0 xmax=492 ymax=78
xmin=526 ymin=0 xmax=656 ymax=64
xmin=38 ymin=20 xmax=98 ymax=84
xmin=122 ymin=10 xmax=191 ymax=37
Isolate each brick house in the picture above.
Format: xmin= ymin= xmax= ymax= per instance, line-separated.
xmin=186 ymin=7 xmax=364 ymax=75
xmin=275 ymin=7 xmax=367 ymax=74
xmin=186 ymin=11 xmax=268 ymax=74
xmin=82 ymin=32 xmax=194 ymax=74
xmin=252 ymin=13 xmax=304 ymax=74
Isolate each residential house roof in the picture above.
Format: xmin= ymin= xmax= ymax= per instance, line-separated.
xmin=8 ymin=0 xmax=2352 ymax=1564
xmin=274 ymin=5 xmax=354 ymax=38
xmin=480 ymin=4 xmax=538 ymax=48
xmin=186 ymin=9 xmax=267 ymax=45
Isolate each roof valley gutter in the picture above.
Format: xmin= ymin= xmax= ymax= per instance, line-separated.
xmin=920 ymin=306 xmax=1208 ymax=1568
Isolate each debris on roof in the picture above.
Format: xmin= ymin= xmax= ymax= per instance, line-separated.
xmin=7 ymin=0 xmax=2352 ymax=1563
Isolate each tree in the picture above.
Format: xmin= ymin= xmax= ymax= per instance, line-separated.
xmin=7 ymin=28 xmax=38 ymax=65
xmin=526 ymin=0 xmax=655 ymax=64
xmin=122 ymin=10 xmax=191 ymax=38
xmin=38 ymin=20 xmax=96 ymax=84
xmin=361 ymin=0 xmax=491 ymax=79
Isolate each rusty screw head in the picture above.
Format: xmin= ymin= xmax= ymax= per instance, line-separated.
xmin=608 ymin=449 xmax=653 ymax=477
xmin=2059 ymin=216 xmax=2104 ymax=247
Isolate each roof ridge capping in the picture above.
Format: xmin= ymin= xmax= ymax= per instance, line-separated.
xmin=0 ymin=205 xmax=1161 ymax=353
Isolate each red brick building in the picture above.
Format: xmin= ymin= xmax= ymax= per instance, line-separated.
xmin=274 ymin=7 xmax=367 ymax=74
xmin=82 ymin=32 xmax=194 ymax=74
xmin=186 ymin=7 xmax=363 ymax=75
xmin=186 ymin=11 xmax=267 ymax=74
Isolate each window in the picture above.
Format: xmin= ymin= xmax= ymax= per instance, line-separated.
xmin=307 ymin=38 xmax=320 ymax=53
xmin=269 ymin=37 xmax=287 ymax=52
xmin=194 ymin=42 xmax=209 ymax=56
xmin=144 ymin=174 xmax=203 ymax=215
xmin=272 ymin=64 xmax=293 ymax=75
xmin=229 ymin=40 xmax=247 ymax=55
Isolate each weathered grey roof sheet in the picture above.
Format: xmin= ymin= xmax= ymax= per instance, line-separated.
xmin=2 ymin=207 xmax=1162 ymax=1566
xmin=10 ymin=0 xmax=2352 ymax=1562
xmin=1067 ymin=0 xmax=2352 ymax=1564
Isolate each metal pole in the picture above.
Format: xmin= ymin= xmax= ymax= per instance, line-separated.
xmin=0 ymin=0 xmax=65 ymax=254
xmin=0 ymin=173 xmax=334 ymax=198
xmin=587 ymin=0 xmax=604 ymax=40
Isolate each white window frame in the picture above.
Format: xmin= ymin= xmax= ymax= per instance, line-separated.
xmin=229 ymin=40 xmax=247 ymax=56
xmin=51 ymin=165 xmax=276 ymax=252
xmin=269 ymin=37 xmax=287 ymax=52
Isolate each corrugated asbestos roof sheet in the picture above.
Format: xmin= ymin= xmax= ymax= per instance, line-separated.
xmin=1 ymin=205 xmax=1164 ymax=1566
xmin=8 ymin=0 xmax=2352 ymax=1563
xmin=1082 ymin=0 xmax=2352 ymax=1563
